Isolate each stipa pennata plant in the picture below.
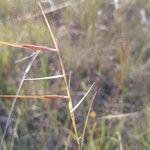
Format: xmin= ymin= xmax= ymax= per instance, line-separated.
xmin=0 ymin=2 xmax=95 ymax=150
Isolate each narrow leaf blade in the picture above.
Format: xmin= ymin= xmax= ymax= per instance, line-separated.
xmin=72 ymin=83 xmax=95 ymax=113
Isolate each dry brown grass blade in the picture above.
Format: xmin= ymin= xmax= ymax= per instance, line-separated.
xmin=22 ymin=44 xmax=57 ymax=51
xmin=0 ymin=95 xmax=68 ymax=100
xmin=0 ymin=41 xmax=57 ymax=52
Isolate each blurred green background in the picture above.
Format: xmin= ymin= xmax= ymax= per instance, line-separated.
xmin=0 ymin=0 xmax=150 ymax=149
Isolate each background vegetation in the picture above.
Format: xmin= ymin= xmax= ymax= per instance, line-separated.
xmin=0 ymin=0 xmax=150 ymax=149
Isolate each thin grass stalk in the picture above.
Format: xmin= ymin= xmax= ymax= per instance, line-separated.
xmin=117 ymin=132 xmax=123 ymax=150
xmin=0 ymin=51 xmax=40 ymax=149
xmin=110 ymin=4 xmax=127 ymax=106
xmin=57 ymin=49 xmax=80 ymax=148
xmin=10 ymin=108 xmax=21 ymax=150
xmin=68 ymin=71 xmax=72 ymax=91
xmin=65 ymin=133 xmax=72 ymax=150
xmin=115 ymin=4 xmax=127 ymax=90
xmin=81 ymin=93 xmax=96 ymax=149
xmin=15 ymin=52 xmax=37 ymax=64
xmin=38 ymin=3 xmax=80 ymax=149
xmin=0 ymin=95 xmax=68 ymax=100
xmin=118 ymin=36 xmax=126 ymax=89
xmin=98 ymin=111 xmax=144 ymax=120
